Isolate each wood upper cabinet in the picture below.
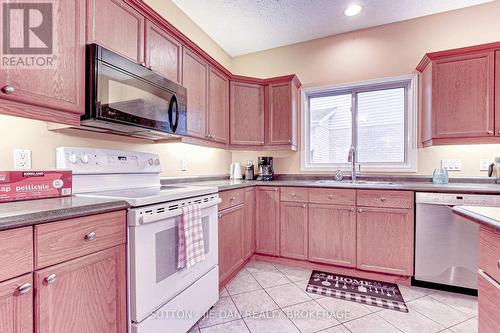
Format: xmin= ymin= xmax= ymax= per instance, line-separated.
xmin=145 ymin=20 xmax=182 ymax=84
xmin=0 ymin=274 xmax=33 ymax=333
xmin=0 ymin=0 xmax=85 ymax=124
xmin=267 ymin=81 xmax=298 ymax=146
xmin=87 ymin=0 xmax=144 ymax=63
xmin=242 ymin=188 xmax=255 ymax=260
xmin=183 ymin=48 xmax=209 ymax=139
xmin=356 ymin=207 xmax=414 ymax=276
xmin=255 ymin=187 xmax=280 ymax=255
xmin=208 ymin=67 xmax=229 ymax=143
xmin=308 ymin=204 xmax=356 ymax=267
xmin=218 ymin=204 xmax=244 ymax=283
xmin=230 ymin=82 xmax=265 ymax=145
xmin=35 ymin=245 xmax=126 ymax=333
xmin=418 ymin=46 xmax=497 ymax=146
xmin=280 ymin=202 xmax=308 ymax=260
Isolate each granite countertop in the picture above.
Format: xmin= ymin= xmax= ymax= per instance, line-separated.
xmin=453 ymin=206 xmax=500 ymax=230
xmin=0 ymin=196 xmax=129 ymax=231
xmin=166 ymin=179 xmax=500 ymax=194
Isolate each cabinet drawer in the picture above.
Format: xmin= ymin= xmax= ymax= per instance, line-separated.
xmin=281 ymin=187 xmax=308 ymax=202
xmin=357 ymin=190 xmax=413 ymax=209
xmin=219 ymin=189 xmax=245 ymax=211
xmin=480 ymin=226 xmax=500 ymax=282
xmin=309 ymin=188 xmax=356 ymax=205
xmin=35 ymin=210 xmax=126 ymax=269
xmin=0 ymin=227 xmax=33 ymax=282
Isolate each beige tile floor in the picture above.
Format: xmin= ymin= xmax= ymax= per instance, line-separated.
xmin=189 ymin=260 xmax=478 ymax=333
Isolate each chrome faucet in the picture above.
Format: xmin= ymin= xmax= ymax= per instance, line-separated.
xmin=347 ymin=145 xmax=359 ymax=182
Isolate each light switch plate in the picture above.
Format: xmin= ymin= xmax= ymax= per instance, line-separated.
xmin=441 ymin=159 xmax=462 ymax=171
xmin=181 ymin=159 xmax=187 ymax=171
xmin=480 ymin=159 xmax=490 ymax=171
xmin=14 ymin=149 xmax=32 ymax=170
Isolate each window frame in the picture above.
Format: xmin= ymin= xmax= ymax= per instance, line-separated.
xmin=301 ymin=74 xmax=418 ymax=173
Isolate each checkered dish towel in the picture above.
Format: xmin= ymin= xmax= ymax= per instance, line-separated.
xmin=177 ymin=204 xmax=206 ymax=269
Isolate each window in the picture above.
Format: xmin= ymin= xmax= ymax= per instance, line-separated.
xmin=302 ymin=75 xmax=417 ymax=172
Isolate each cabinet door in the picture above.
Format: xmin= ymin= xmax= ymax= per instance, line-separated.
xmin=242 ymin=189 xmax=255 ymax=260
xmin=208 ymin=67 xmax=229 ymax=143
xmin=496 ymin=51 xmax=500 ymax=136
xmin=145 ymin=21 xmax=182 ymax=84
xmin=356 ymin=207 xmax=414 ymax=276
xmin=308 ymin=204 xmax=356 ymax=267
xmin=87 ymin=0 xmax=144 ymax=63
xmin=218 ymin=205 xmax=244 ymax=283
xmin=478 ymin=270 xmax=500 ymax=333
xmin=433 ymin=51 xmax=494 ymax=139
xmin=0 ymin=0 xmax=85 ymax=120
xmin=35 ymin=245 xmax=126 ymax=333
xmin=280 ymin=202 xmax=308 ymax=260
xmin=255 ymin=187 xmax=280 ymax=255
xmin=0 ymin=274 xmax=33 ymax=333
xmin=230 ymin=82 xmax=265 ymax=145
xmin=183 ymin=48 xmax=208 ymax=139
xmin=268 ymin=82 xmax=294 ymax=145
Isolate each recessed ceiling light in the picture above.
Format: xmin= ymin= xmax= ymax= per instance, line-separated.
xmin=344 ymin=4 xmax=362 ymax=16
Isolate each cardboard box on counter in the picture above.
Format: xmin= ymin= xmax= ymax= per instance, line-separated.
xmin=0 ymin=170 xmax=72 ymax=203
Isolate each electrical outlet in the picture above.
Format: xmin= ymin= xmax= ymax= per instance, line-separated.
xmin=181 ymin=159 xmax=187 ymax=171
xmin=441 ymin=159 xmax=462 ymax=171
xmin=480 ymin=159 xmax=490 ymax=171
xmin=13 ymin=149 xmax=32 ymax=170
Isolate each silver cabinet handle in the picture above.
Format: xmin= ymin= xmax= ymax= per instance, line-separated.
xmin=84 ymin=231 xmax=96 ymax=241
xmin=291 ymin=193 xmax=296 ymax=197
xmin=1 ymin=85 xmax=14 ymax=94
xmin=497 ymin=260 xmax=500 ymax=270
xmin=230 ymin=196 xmax=236 ymax=201
xmin=44 ymin=274 xmax=57 ymax=285
xmin=497 ymin=130 xmax=500 ymax=135
xmin=380 ymin=197 xmax=386 ymax=202
xmin=487 ymin=130 xmax=493 ymax=135
xmin=350 ymin=208 xmax=355 ymax=212
xmin=301 ymin=204 xmax=306 ymax=208
xmin=328 ymin=194 xmax=333 ymax=199
xmin=358 ymin=208 xmax=363 ymax=213
xmin=17 ymin=283 xmax=32 ymax=295
xmin=218 ymin=213 xmax=222 ymax=219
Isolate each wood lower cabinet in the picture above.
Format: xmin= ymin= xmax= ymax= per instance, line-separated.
xmin=478 ymin=270 xmax=500 ymax=333
xmin=242 ymin=188 xmax=255 ymax=260
xmin=145 ymin=20 xmax=182 ymax=84
xmin=255 ymin=187 xmax=280 ymax=256
xmin=87 ymin=0 xmax=144 ymax=63
xmin=0 ymin=274 xmax=33 ymax=333
xmin=356 ymin=206 xmax=414 ymax=276
xmin=496 ymin=50 xmax=500 ymax=137
xmin=308 ymin=204 xmax=356 ymax=267
xmin=35 ymin=245 xmax=126 ymax=333
xmin=280 ymin=202 xmax=308 ymax=260
xmin=218 ymin=204 xmax=244 ymax=283
xmin=0 ymin=0 xmax=85 ymax=125
xmin=183 ymin=48 xmax=209 ymax=139
xmin=230 ymin=82 xmax=265 ymax=146
xmin=208 ymin=67 xmax=229 ymax=144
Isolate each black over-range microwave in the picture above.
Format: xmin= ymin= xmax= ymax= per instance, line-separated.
xmin=82 ymin=44 xmax=187 ymax=140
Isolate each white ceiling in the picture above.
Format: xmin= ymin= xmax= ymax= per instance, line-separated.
xmin=172 ymin=0 xmax=493 ymax=56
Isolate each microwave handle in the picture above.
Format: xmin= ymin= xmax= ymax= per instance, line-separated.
xmin=168 ymin=94 xmax=179 ymax=132
xmin=140 ymin=198 xmax=221 ymax=224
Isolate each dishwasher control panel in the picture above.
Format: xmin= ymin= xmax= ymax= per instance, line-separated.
xmin=416 ymin=192 xmax=499 ymax=206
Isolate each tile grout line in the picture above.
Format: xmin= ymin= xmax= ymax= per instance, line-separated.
xmin=427 ymin=292 xmax=478 ymax=317
xmin=445 ymin=316 xmax=478 ymax=332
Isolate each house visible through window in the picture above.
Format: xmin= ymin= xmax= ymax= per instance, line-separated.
xmin=302 ymin=75 xmax=417 ymax=172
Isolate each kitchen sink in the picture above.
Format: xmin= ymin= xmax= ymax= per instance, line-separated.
xmin=314 ymin=179 xmax=402 ymax=186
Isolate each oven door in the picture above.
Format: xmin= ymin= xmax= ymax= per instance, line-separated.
xmin=129 ymin=201 xmax=218 ymax=323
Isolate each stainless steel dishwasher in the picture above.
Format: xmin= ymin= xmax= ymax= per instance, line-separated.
xmin=415 ymin=192 xmax=500 ymax=290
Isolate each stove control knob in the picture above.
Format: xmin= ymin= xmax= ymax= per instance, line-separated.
xmin=154 ymin=158 xmax=160 ymax=166
xmin=80 ymin=154 xmax=89 ymax=164
xmin=68 ymin=153 xmax=77 ymax=164
xmin=148 ymin=158 xmax=154 ymax=166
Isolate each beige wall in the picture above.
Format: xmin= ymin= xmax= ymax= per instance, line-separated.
xmin=231 ymin=1 xmax=500 ymax=177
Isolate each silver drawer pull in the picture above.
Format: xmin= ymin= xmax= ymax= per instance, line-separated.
xmin=487 ymin=130 xmax=493 ymax=135
xmin=358 ymin=208 xmax=363 ymax=213
xmin=218 ymin=213 xmax=222 ymax=219
xmin=381 ymin=197 xmax=386 ymax=202
xmin=328 ymin=194 xmax=333 ymax=199
xmin=301 ymin=204 xmax=306 ymax=208
xmin=1 ymin=85 xmax=14 ymax=94
xmin=45 ymin=274 xmax=57 ymax=285
xmin=17 ymin=283 xmax=32 ymax=295
xmin=84 ymin=231 xmax=96 ymax=241
xmin=350 ymin=208 xmax=355 ymax=212
xmin=291 ymin=193 xmax=296 ymax=197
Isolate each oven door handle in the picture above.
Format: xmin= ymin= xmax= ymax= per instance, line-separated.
xmin=140 ymin=198 xmax=222 ymax=224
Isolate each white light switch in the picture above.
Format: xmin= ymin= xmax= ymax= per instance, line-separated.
xmin=181 ymin=159 xmax=187 ymax=171
xmin=441 ymin=159 xmax=462 ymax=171
xmin=480 ymin=159 xmax=490 ymax=171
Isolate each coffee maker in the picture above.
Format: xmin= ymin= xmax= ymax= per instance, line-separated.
xmin=257 ymin=157 xmax=274 ymax=181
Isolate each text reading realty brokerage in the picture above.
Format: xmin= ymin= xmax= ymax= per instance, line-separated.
xmin=2 ymin=1 xmax=57 ymax=68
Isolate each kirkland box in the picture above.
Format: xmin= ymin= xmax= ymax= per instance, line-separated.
xmin=0 ymin=170 xmax=72 ymax=203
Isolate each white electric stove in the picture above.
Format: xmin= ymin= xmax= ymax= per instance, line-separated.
xmin=56 ymin=147 xmax=220 ymax=333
